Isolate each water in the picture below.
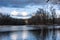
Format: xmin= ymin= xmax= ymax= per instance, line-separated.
xmin=0 ymin=25 xmax=60 ymax=40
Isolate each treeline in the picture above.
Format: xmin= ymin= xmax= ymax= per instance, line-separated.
xmin=28 ymin=8 xmax=60 ymax=25
xmin=0 ymin=13 xmax=25 ymax=25
xmin=0 ymin=8 xmax=60 ymax=25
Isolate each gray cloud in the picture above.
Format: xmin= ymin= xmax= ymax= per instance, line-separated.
xmin=47 ymin=0 xmax=60 ymax=4
xmin=0 ymin=0 xmax=60 ymax=8
xmin=0 ymin=0 xmax=46 ymax=8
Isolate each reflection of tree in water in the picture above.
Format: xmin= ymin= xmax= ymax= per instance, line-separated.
xmin=43 ymin=29 xmax=57 ymax=40
xmin=29 ymin=30 xmax=41 ymax=40
xmin=0 ymin=32 xmax=10 ymax=40
xmin=43 ymin=29 xmax=49 ymax=40
xmin=30 ymin=29 xmax=57 ymax=40
xmin=52 ymin=28 xmax=56 ymax=40
xmin=0 ymin=32 xmax=4 ymax=40
xmin=30 ymin=29 xmax=49 ymax=40
xmin=43 ymin=29 xmax=56 ymax=40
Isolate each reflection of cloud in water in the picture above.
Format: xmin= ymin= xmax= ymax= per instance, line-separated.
xmin=23 ymin=30 xmax=28 ymax=40
xmin=10 ymin=32 xmax=18 ymax=40
xmin=56 ymin=30 xmax=60 ymax=40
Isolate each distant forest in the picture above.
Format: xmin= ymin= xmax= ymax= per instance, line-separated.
xmin=0 ymin=8 xmax=60 ymax=25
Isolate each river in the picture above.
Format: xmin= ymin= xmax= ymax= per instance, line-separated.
xmin=0 ymin=25 xmax=60 ymax=40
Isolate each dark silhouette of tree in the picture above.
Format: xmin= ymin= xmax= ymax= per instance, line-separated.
xmin=0 ymin=13 xmax=26 ymax=25
xmin=50 ymin=6 xmax=57 ymax=24
xmin=29 ymin=8 xmax=58 ymax=25
xmin=30 ymin=8 xmax=50 ymax=25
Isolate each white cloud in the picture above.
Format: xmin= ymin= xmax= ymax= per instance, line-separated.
xmin=56 ymin=10 xmax=60 ymax=17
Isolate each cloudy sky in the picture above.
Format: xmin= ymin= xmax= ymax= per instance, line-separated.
xmin=0 ymin=0 xmax=60 ymax=19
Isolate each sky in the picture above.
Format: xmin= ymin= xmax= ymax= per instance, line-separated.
xmin=0 ymin=0 xmax=60 ymax=19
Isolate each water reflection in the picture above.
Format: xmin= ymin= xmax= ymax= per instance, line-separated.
xmin=56 ymin=30 xmax=60 ymax=40
xmin=10 ymin=32 xmax=18 ymax=40
xmin=1 ymin=26 xmax=60 ymax=40
xmin=30 ymin=30 xmax=41 ymax=40
xmin=0 ymin=32 xmax=10 ymax=40
xmin=22 ymin=30 xmax=28 ymax=40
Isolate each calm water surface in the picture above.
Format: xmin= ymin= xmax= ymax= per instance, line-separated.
xmin=0 ymin=26 xmax=60 ymax=40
